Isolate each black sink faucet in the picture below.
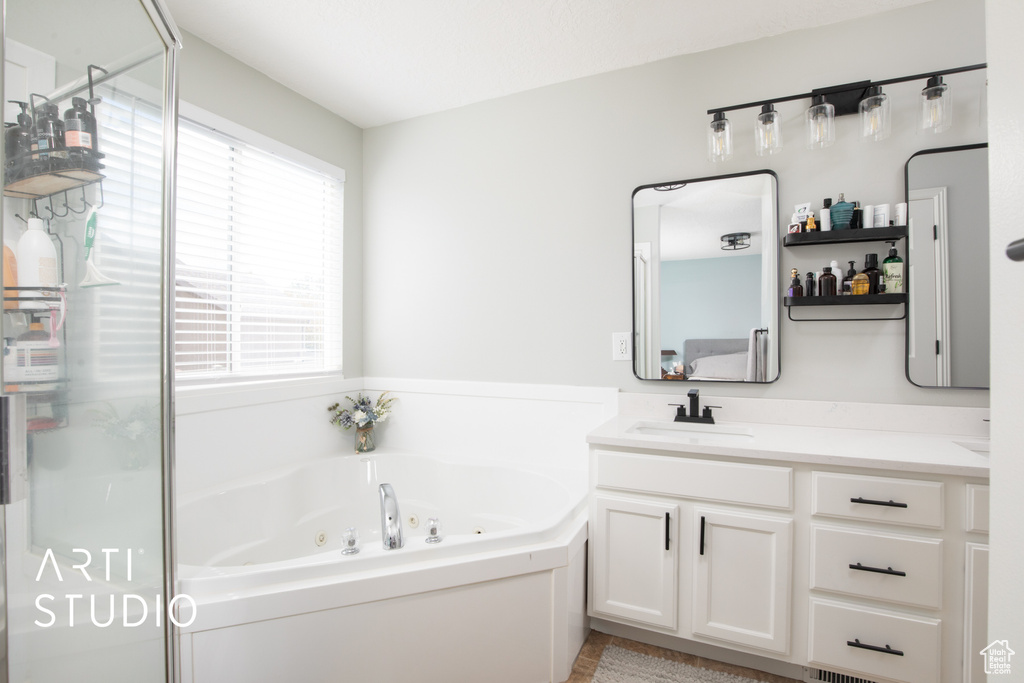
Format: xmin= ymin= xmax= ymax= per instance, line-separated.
xmin=688 ymin=389 xmax=700 ymax=420
xmin=670 ymin=389 xmax=719 ymax=424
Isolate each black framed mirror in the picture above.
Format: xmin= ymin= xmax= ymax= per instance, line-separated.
xmin=905 ymin=143 xmax=989 ymax=389
xmin=632 ymin=171 xmax=780 ymax=382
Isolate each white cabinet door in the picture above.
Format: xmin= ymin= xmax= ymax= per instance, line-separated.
xmin=591 ymin=494 xmax=678 ymax=629
xmin=964 ymin=543 xmax=989 ymax=683
xmin=691 ymin=508 xmax=792 ymax=654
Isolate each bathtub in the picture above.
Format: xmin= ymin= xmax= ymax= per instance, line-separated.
xmin=176 ymin=450 xmax=589 ymax=683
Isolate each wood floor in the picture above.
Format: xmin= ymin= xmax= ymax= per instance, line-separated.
xmin=567 ymin=630 xmax=802 ymax=683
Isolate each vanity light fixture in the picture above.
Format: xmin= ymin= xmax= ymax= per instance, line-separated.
xmin=721 ymin=232 xmax=751 ymax=251
xmin=859 ymin=85 xmax=891 ymax=142
xmin=707 ymin=111 xmax=733 ymax=162
xmin=805 ymin=94 xmax=835 ymax=149
xmin=755 ymin=104 xmax=782 ymax=156
xmin=920 ymin=75 xmax=952 ymax=134
xmin=705 ymin=62 xmax=985 ymax=161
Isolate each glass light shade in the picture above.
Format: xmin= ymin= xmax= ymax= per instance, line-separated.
xmin=859 ymin=86 xmax=891 ymax=142
xmin=805 ymin=96 xmax=835 ymax=149
xmin=920 ymin=76 xmax=952 ymax=134
xmin=707 ymin=112 xmax=733 ymax=162
xmin=755 ymin=104 xmax=782 ymax=157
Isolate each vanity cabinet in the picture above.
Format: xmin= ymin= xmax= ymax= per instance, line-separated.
xmin=590 ymin=494 xmax=678 ymax=629
xmin=588 ymin=449 xmax=794 ymax=656
xmin=691 ymin=508 xmax=792 ymax=653
xmin=586 ymin=430 xmax=989 ymax=683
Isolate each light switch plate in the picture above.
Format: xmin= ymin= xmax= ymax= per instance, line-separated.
xmin=612 ymin=333 xmax=631 ymax=361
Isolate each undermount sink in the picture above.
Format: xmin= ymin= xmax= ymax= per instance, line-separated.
xmin=952 ymin=439 xmax=990 ymax=456
xmin=627 ymin=420 xmax=755 ymax=443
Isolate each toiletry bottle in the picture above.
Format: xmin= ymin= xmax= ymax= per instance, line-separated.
xmin=814 ymin=268 xmax=824 ymax=294
xmin=3 ymin=244 xmax=17 ymax=310
xmin=806 ymin=215 xmax=817 ymax=232
xmin=850 ymin=203 xmax=863 ymax=230
xmin=805 ymin=272 xmax=816 ymax=297
xmin=31 ymin=102 xmax=67 ymax=166
xmin=829 ymin=260 xmax=842 ymax=285
xmin=820 ymin=198 xmax=832 ymax=231
xmin=5 ymin=101 xmax=33 ymax=181
xmin=17 ymin=218 xmax=58 ymax=309
xmin=818 ymin=267 xmax=838 ymax=296
xmin=862 ymin=204 xmax=874 ymax=229
xmin=851 ymin=271 xmax=870 ymax=295
xmin=63 ymin=97 xmax=97 ymax=167
xmin=830 ymin=193 xmax=854 ymax=230
xmin=843 ymin=261 xmax=857 ymax=295
xmin=15 ymin=320 xmax=59 ymax=382
xmin=862 ymin=253 xmax=882 ymax=294
xmin=882 ymin=241 xmax=904 ymax=293
xmin=787 ymin=268 xmax=803 ymax=297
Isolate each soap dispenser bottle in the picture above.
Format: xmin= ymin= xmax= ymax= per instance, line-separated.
xmin=31 ymin=102 xmax=67 ymax=167
xmin=5 ymin=101 xmax=33 ymax=180
xmin=842 ymin=261 xmax=857 ymax=295
xmin=882 ymin=241 xmax=904 ymax=293
xmin=787 ymin=268 xmax=803 ymax=297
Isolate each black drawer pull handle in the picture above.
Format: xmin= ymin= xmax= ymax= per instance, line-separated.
xmin=699 ymin=515 xmax=706 ymax=556
xmin=847 ymin=639 xmax=904 ymax=657
xmin=851 ymin=497 xmax=908 ymax=508
xmin=665 ymin=512 xmax=670 ymax=551
xmin=850 ymin=562 xmax=907 ymax=577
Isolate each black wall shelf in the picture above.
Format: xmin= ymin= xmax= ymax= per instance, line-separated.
xmin=784 ymin=293 xmax=906 ymax=321
xmin=785 ymin=293 xmax=906 ymax=307
xmin=783 ymin=226 xmax=908 ymax=247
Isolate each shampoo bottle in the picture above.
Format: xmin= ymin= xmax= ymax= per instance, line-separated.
xmin=818 ymin=267 xmax=838 ymax=296
xmin=17 ymin=218 xmax=58 ymax=309
xmin=883 ymin=241 xmax=904 ymax=293
xmin=819 ymin=198 xmax=832 ymax=231
xmin=63 ymin=97 xmax=97 ymax=167
xmin=862 ymin=253 xmax=882 ymax=294
xmin=3 ymin=244 xmax=17 ymax=310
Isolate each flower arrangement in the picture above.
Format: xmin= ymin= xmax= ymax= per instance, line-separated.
xmin=328 ymin=392 xmax=395 ymax=453
xmin=327 ymin=392 xmax=395 ymax=430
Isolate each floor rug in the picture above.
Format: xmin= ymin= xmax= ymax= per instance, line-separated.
xmin=592 ymin=645 xmax=761 ymax=683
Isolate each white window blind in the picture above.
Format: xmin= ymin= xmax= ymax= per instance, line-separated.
xmin=173 ymin=117 xmax=344 ymax=381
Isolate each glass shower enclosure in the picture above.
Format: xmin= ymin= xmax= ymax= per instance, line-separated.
xmin=1 ymin=0 xmax=180 ymax=680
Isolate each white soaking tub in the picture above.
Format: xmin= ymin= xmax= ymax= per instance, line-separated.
xmin=176 ymin=450 xmax=589 ymax=683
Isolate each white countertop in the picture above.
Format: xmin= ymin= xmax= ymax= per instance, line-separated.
xmin=587 ymin=415 xmax=990 ymax=478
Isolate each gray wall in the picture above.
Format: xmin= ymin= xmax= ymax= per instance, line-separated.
xmin=363 ymin=0 xmax=988 ymax=406
xmin=661 ymin=255 xmax=761 ymax=353
xmin=178 ymin=31 xmax=364 ymax=378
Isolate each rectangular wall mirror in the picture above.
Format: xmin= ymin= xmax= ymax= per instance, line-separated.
xmin=905 ymin=144 xmax=989 ymax=389
xmin=632 ymin=171 xmax=779 ymax=382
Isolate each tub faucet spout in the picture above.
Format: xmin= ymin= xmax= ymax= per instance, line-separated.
xmin=379 ymin=483 xmax=404 ymax=550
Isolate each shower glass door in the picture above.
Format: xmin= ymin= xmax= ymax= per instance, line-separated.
xmin=1 ymin=0 xmax=180 ymax=680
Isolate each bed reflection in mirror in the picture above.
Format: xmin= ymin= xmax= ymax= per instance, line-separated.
xmin=632 ymin=171 xmax=779 ymax=382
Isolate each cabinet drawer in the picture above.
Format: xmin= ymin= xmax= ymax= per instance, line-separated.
xmin=596 ymin=450 xmax=792 ymax=509
xmin=811 ymin=472 xmax=943 ymax=529
xmin=810 ymin=526 xmax=942 ymax=609
xmin=966 ymin=484 xmax=989 ymax=534
xmin=808 ymin=599 xmax=941 ymax=683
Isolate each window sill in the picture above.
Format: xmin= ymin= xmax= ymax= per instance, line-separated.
xmin=174 ymin=374 xmax=360 ymax=415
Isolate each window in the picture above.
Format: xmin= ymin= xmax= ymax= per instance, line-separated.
xmin=173 ymin=114 xmax=344 ymax=382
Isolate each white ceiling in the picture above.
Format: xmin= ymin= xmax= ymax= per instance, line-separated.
xmin=161 ymin=0 xmax=928 ymax=129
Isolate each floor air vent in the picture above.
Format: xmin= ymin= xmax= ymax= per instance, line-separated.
xmin=804 ymin=668 xmax=880 ymax=683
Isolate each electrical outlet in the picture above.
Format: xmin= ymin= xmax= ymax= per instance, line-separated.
xmin=612 ymin=333 xmax=631 ymax=361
